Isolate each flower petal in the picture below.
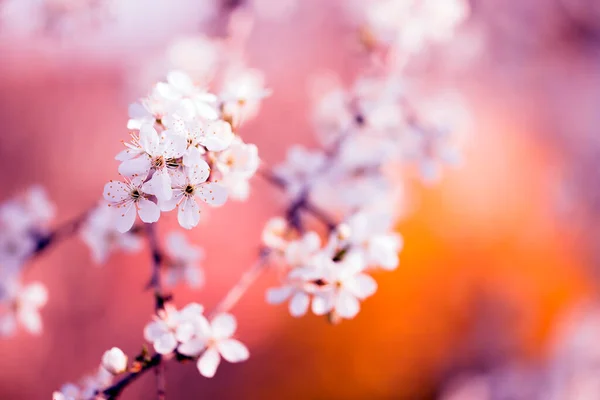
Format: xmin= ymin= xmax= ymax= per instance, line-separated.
xmin=154 ymin=333 xmax=178 ymax=355
xmin=137 ymin=199 xmax=160 ymax=223
xmin=345 ymin=273 xmax=377 ymax=300
xmin=217 ymin=339 xmax=249 ymax=363
xmin=265 ymin=286 xmax=293 ymax=305
xmin=335 ymin=290 xmax=360 ymax=319
xmin=289 ymin=292 xmax=310 ymax=317
xmin=103 ymin=181 xmax=129 ymax=204
xmin=115 ymin=203 xmax=137 ymax=233
xmin=198 ymin=182 xmax=228 ymax=207
xmin=149 ymin=169 xmax=173 ymax=202
xmin=177 ymin=197 xmax=201 ymax=230
xmin=178 ymin=338 xmax=206 ymax=357
xmin=197 ymin=347 xmax=221 ymax=378
xmin=211 ymin=313 xmax=236 ymax=339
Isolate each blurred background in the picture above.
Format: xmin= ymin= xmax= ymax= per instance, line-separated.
xmin=1 ymin=0 xmax=600 ymax=398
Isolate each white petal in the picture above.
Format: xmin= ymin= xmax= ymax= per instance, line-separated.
xmin=178 ymin=338 xmax=206 ymax=357
xmin=183 ymin=146 xmax=205 ymax=169
xmin=187 ymin=159 xmax=211 ymax=185
xmin=149 ymin=169 xmax=173 ymax=202
xmin=265 ymin=286 xmax=293 ymax=305
xmin=154 ymin=333 xmax=178 ymax=355
xmin=345 ymin=274 xmax=377 ymax=299
xmin=144 ymin=320 xmax=169 ymax=342
xmin=335 ymin=290 xmax=360 ymax=319
xmin=175 ymin=322 xmax=196 ymax=343
xmin=103 ymin=181 xmax=129 ymax=204
xmin=177 ymin=198 xmax=201 ymax=229
xmin=201 ymin=120 xmax=234 ymax=151
xmin=197 ymin=347 xmax=221 ymax=378
xmin=167 ymin=70 xmax=194 ymax=93
xmin=139 ymin=124 xmax=160 ymax=154
xmin=162 ymin=131 xmax=188 ymax=159
xmin=118 ymin=156 xmax=151 ymax=179
xmin=211 ymin=313 xmax=236 ymax=339
xmin=311 ymin=294 xmax=334 ymax=316
xmin=137 ymin=199 xmax=160 ymax=223
xmin=217 ymin=339 xmax=249 ymax=363
xmin=19 ymin=282 xmax=48 ymax=308
xmin=115 ymin=203 xmax=137 ymax=233
xmin=289 ymin=292 xmax=310 ymax=317
xmin=198 ymin=183 xmax=228 ymax=207
xmin=17 ymin=308 xmax=42 ymax=335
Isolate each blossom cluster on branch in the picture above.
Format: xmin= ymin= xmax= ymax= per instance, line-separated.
xmin=0 ymin=2 xmax=472 ymax=399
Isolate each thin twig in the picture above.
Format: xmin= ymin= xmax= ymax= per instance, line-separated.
xmin=257 ymin=167 xmax=338 ymax=230
xmin=143 ymin=223 xmax=168 ymax=400
xmin=97 ymin=251 xmax=273 ymax=399
xmin=210 ymin=249 xmax=272 ymax=317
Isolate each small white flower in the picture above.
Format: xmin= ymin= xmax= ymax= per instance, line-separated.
xmin=261 ymin=217 xmax=288 ymax=250
xmin=312 ymin=252 xmax=377 ymax=319
xmin=0 ymin=281 xmax=48 ymax=336
xmin=118 ymin=124 xmax=188 ymax=202
xmin=101 ymin=347 xmax=128 ymax=375
xmin=143 ymin=303 xmax=205 ymax=355
xmin=343 ymin=211 xmax=403 ymax=270
xmin=159 ymin=161 xmax=228 ymax=230
xmin=178 ymin=313 xmax=249 ymax=378
xmin=284 ymin=231 xmax=321 ymax=267
xmin=164 ymin=232 xmax=205 ymax=288
xmin=80 ymin=203 xmax=143 ymax=264
xmin=215 ymin=138 xmax=259 ymax=200
xmin=103 ymin=176 xmax=160 ymax=233
xmin=156 ymin=70 xmax=219 ymax=121
xmin=220 ymin=67 xmax=271 ymax=125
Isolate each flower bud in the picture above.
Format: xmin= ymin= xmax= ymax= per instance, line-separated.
xmin=101 ymin=347 xmax=128 ymax=375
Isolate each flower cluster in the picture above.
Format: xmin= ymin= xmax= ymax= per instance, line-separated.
xmin=144 ymin=303 xmax=249 ymax=378
xmin=162 ymin=232 xmax=205 ymax=289
xmin=0 ymin=186 xmax=55 ymax=336
xmin=52 ymin=347 xmax=128 ymax=400
xmin=264 ymin=209 xmax=402 ymax=320
xmin=348 ymin=0 xmax=470 ymax=56
xmin=104 ymin=67 xmax=266 ymax=232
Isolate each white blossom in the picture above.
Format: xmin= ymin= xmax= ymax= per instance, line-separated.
xmin=102 ymin=176 xmax=160 ymax=233
xmin=164 ymin=232 xmax=205 ymax=288
xmin=80 ymin=203 xmax=142 ymax=264
xmin=159 ymin=161 xmax=228 ymax=229
xmin=178 ymin=312 xmax=249 ymax=378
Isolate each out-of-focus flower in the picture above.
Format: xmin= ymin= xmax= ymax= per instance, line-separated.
xmin=178 ymin=312 xmax=249 ymax=378
xmin=143 ymin=303 xmax=206 ymax=355
xmin=164 ymin=232 xmax=205 ymax=288
xmin=0 ymin=281 xmax=48 ymax=336
xmin=80 ymin=202 xmax=142 ymax=264
xmin=274 ymin=146 xmax=327 ymax=197
xmin=214 ymin=138 xmax=259 ymax=200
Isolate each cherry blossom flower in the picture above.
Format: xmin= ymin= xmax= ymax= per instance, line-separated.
xmin=164 ymin=232 xmax=205 ymax=288
xmin=80 ymin=203 xmax=143 ymax=264
xmin=215 ymin=138 xmax=259 ymax=200
xmin=117 ymin=124 xmax=187 ymax=202
xmin=143 ymin=303 xmax=205 ymax=355
xmin=155 ymin=70 xmax=219 ymax=121
xmin=178 ymin=313 xmax=249 ymax=378
xmin=342 ymin=211 xmax=403 ymax=270
xmin=0 ymin=281 xmax=48 ymax=336
xmin=311 ymin=252 xmax=378 ymax=319
xmin=101 ymin=347 xmax=128 ymax=375
xmin=103 ymin=176 xmax=160 ymax=233
xmin=220 ymin=67 xmax=271 ymax=125
xmin=159 ymin=161 xmax=228 ymax=229
xmin=261 ymin=217 xmax=289 ymax=251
